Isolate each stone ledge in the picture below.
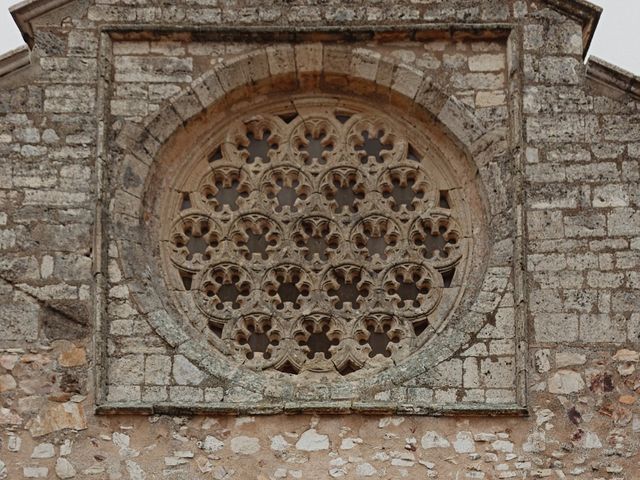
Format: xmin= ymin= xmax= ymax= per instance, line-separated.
xmin=3 ymin=0 xmax=604 ymax=62
xmin=0 ymin=45 xmax=30 ymax=78
xmin=587 ymin=56 xmax=640 ymax=101
xmin=103 ymin=23 xmax=513 ymax=41
xmin=95 ymin=402 xmax=528 ymax=416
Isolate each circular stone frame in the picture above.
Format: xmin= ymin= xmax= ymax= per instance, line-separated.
xmin=109 ymin=46 xmax=512 ymax=407
xmin=157 ymin=94 xmax=476 ymax=379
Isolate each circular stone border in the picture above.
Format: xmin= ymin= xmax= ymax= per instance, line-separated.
xmin=109 ymin=44 xmax=511 ymax=404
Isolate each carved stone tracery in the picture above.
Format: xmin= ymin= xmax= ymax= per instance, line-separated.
xmin=160 ymin=99 xmax=471 ymax=376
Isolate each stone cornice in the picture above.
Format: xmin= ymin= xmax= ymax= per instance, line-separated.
xmin=7 ymin=0 xmax=634 ymax=100
xmin=0 ymin=45 xmax=30 ymax=78
xmin=10 ymin=0 xmax=72 ymax=47
xmin=587 ymin=56 xmax=640 ymax=101
xmin=9 ymin=0 xmax=604 ymax=55
xmin=542 ymin=0 xmax=602 ymax=58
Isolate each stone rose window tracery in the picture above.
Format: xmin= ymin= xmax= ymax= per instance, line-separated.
xmin=160 ymin=98 xmax=471 ymax=377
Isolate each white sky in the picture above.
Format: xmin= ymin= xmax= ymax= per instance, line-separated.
xmin=0 ymin=0 xmax=638 ymax=75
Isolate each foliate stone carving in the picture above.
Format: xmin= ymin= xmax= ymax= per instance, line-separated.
xmin=160 ymin=100 xmax=471 ymax=376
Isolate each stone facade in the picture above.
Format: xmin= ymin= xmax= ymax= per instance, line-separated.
xmin=0 ymin=0 xmax=639 ymax=478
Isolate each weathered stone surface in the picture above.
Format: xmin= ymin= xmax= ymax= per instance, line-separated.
xmin=201 ymin=435 xmax=224 ymax=453
xmin=555 ymin=352 xmax=586 ymax=368
xmin=23 ymin=467 xmax=49 ymax=478
xmin=453 ymin=432 xmax=475 ymax=453
xmin=0 ymin=296 xmax=40 ymax=341
xmin=0 ymin=354 xmax=18 ymax=370
xmin=0 ymin=407 xmax=22 ymax=425
xmin=548 ymin=370 xmax=585 ymax=395
xmin=0 ymin=373 xmax=17 ymax=392
xmin=355 ymin=463 xmax=377 ymax=476
xmin=172 ymin=355 xmax=206 ymax=386
xmin=58 ymin=346 xmax=87 ymax=367
xmin=295 ymin=429 xmax=329 ymax=451
xmin=28 ymin=402 xmax=87 ymax=437
xmin=421 ymin=431 xmax=450 ymax=449
xmin=230 ymin=436 xmax=260 ymax=455
xmin=613 ymin=349 xmax=640 ymax=362
xmin=140 ymin=355 xmax=168 ymax=385
xmin=31 ymin=442 xmax=55 ymax=458
xmin=55 ymin=458 xmax=76 ymax=479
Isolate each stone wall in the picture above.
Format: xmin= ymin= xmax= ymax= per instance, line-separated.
xmin=0 ymin=0 xmax=639 ymax=478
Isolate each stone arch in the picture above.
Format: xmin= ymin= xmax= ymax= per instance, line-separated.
xmin=108 ymin=43 xmax=509 ymax=409
xmin=116 ymin=45 xmax=493 ymax=165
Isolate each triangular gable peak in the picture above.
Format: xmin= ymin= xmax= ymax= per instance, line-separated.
xmin=11 ymin=0 xmax=602 ymax=54
xmin=10 ymin=0 xmax=73 ymax=47
xmin=543 ymin=0 xmax=602 ymax=57
xmin=5 ymin=0 xmax=638 ymax=100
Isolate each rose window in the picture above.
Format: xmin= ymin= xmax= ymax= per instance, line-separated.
xmin=160 ymin=101 xmax=470 ymax=376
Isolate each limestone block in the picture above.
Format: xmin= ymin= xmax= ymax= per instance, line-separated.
xmin=28 ymin=402 xmax=87 ymax=437
xmin=563 ymin=214 xmax=606 ymax=238
xmin=350 ymin=48 xmax=380 ymax=82
xmin=479 ymin=358 xmax=515 ymax=388
xmin=169 ymin=386 xmax=204 ymax=402
xmin=145 ymin=107 xmax=183 ymax=143
xmin=120 ymin=154 xmax=149 ymax=199
xmin=565 ymin=162 xmax=619 ymax=182
xmin=142 ymin=386 xmax=168 ymax=402
xmin=548 ymin=370 xmax=585 ymax=394
xmin=526 ymin=114 xmax=598 ymax=143
xmin=476 ymin=90 xmax=506 ymax=107
xmin=230 ymin=436 xmax=260 ymax=455
xmin=58 ymin=346 xmax=87 ymax=368
xmin=192 ymin=72 xmax=227 ymax=108
xmin=217 ymin=57 xmax=252 ymax=93
xmin=608 ymin=208 xmax=640 ymax=236
xmin=266 ymin=45 xmax=296 ymax=77
xmin=527 ymin=210 xmax=564 ymax=240
xmin=172 ymin=355 xmax=206 ymax=386
xmin=534 ymin=314 xmax=579 ymax=343
xmin=0 ymin=295 xmax=39 ymax=341
xmin=55 ymin=457 xmax=76 ymax=479
xmin=144 ymin=355 xmax=172 ymax=385
xmin=295 ymin=429 xmax=329 ymax=451
xmin=391 ymin=63 xmax=424 ymax=99
xmin=40 ymin=58 xmax=97 ymax=83
xmin=170 ymin=87 xmax=204 ymax=123
xmin=295 ymin=42 xmax=323 ymax=74
xmin=580 ymin=314 xmax=626 ymax=343
xmin=114 ymin=56 xmax=193 ymax=83
xmin=593 ymin=184 xmax=629 ymax=207
xmin=109 ymin=355 xmax=144 ymax=385
xmin=437 ymin=96 xmax=486 ymax=147
xmin=602 ymin=115 xmax=640 ymax=142
xmin=245 ymin=50 xmax=270 ymax=84
xmin=468 ymin=54 xmax=504 ymax=72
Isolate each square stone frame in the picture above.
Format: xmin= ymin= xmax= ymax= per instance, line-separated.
xmin=93 ymin=24 xmax=529 ymax=416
